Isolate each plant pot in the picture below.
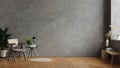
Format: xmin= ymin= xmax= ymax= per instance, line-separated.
xmin=0 ymin=50 xmax=8 ymax=57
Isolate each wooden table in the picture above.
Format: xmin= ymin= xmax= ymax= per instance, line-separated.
xmin=101 ymin=50 xmax=120 ymax=64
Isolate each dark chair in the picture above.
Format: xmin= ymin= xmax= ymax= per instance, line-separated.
xmin=7 ymin=39 xmax=26 ymax=62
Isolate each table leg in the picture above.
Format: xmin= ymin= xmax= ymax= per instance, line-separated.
xmin=28 ymin=49 xmax=31 ymax=58
xmin=31 ymin=48 xmax=33 ymax=58
xmin=27 ymin=47 xmax=37 ymax=58
xmin=33 ymin=49 xmax=36 ymax=58
xmin=111 ymin=55 xmax=114 ymax=64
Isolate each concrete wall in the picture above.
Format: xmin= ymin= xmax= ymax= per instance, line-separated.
xmin=0 ymin=0 xmax=104 ymax=56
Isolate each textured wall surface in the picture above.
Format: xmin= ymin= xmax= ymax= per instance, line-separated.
xmin=0 ymin=0 xmax=104 ymax=56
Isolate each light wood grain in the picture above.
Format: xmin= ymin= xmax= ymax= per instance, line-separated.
xmin=0 ymin=57 xmax=120 ymax=68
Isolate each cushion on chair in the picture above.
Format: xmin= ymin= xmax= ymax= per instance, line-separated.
xmin=8 ymin=39 xmax=19 ymax=47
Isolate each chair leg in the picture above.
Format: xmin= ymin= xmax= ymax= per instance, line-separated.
xmin=12 ymin=52 xmax=17 ymax=62
xmin=7 ymin=50 xmax=12 ymax=61
xmin=23 ymin=52 xmax=27 ymax=61
xmin=18 ymin=52 xmax=21 ymax=60
xmin=28 ymin=49 xmax=31 ymax=58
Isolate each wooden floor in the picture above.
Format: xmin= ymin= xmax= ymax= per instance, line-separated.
xmin=0 ymin=57 xmax=120 ymax=68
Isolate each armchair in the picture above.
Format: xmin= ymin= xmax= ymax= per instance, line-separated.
xmin=7 ymin=39 xmax=26 ymax=62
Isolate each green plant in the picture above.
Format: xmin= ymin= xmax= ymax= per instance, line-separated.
xmin=26 ymin=38 xmax=33 ymax=45
xmin=0 ymin=27 xmax=12 ymax=50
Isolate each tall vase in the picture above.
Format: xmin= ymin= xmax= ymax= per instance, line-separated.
xmin=105 ymin=38 xmax=109 ymax=48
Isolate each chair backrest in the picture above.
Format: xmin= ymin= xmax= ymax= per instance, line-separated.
xmin=8 ymin=39 xmax=18 ymax=47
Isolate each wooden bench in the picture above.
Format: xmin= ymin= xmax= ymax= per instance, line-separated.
xmin=101 ymin=50 xmax=120 ymax=64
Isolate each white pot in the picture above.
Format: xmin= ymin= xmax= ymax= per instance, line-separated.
xmin=0 ymin=50 xmax=8 ymax=57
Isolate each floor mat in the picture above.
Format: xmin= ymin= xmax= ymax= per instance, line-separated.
xmin=29 ymin=58 xmax=52 ymax=62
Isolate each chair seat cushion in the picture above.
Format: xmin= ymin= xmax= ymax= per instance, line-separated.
xmin=13 ymin=49 xmax=26 ymax=52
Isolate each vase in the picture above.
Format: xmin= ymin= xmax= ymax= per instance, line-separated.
xmin=105 ymin=38 xmax=109 ymax=48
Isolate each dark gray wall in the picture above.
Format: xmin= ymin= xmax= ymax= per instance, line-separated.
xmin=0 ymin=0 xmax=104 ymax=56
xmin=103 ymin=0 xmax=111 ymax=49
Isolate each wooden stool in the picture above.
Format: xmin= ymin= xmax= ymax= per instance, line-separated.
xmin=106 ymin=50 xmax=120 ymax=64
xmin=101 ymin=50 xmax=120 ymax=64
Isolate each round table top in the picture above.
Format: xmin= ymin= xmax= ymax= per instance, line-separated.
xmin=26 ymin=44 xmax=38 ymax=48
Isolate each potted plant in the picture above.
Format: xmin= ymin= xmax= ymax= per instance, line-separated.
xmin=0 ymin=27 xmax=12 ymax=57
xmin=26 ymin=37 xmax=36 ymax=47
xmin=26 ymin=38 xmax=33 ymax=45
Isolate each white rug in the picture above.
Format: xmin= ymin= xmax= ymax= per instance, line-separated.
xmin=29 ymin=58 xmax=52 ymax=62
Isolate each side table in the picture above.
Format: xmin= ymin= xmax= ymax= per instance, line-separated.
xmin=26 ymin=45 xmax=38 ymax=58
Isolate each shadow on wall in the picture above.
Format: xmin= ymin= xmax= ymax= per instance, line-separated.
xmin=103 ymin=0 xmax=111 ymax=49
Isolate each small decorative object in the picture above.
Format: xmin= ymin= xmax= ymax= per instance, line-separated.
xmin=105 ymin=38 xmax=109 ymax=48
xmin=0 ymin=27 xmax=12 ymax=57
xmin=105 ymin=31 xmax=111 ymax=48
xmin=32 ymin=36 xmax=36 ymax=44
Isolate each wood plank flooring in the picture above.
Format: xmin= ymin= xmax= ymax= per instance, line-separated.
xmin=0 ymin=57 xmax=120 ymax=68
